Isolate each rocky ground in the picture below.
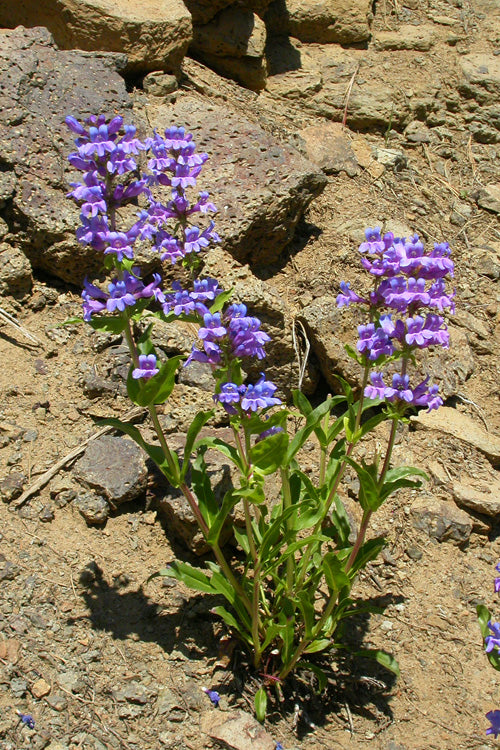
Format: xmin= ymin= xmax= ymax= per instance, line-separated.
xmin=1 ymin=0 xmax=500 ymax=749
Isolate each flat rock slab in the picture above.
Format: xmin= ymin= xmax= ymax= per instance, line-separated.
xmin=0 ymin=0 xmax=192 ymax=73
xmin=145 ymin=95 xmax=327 ymax=264
xmin=0 ymin=26 xmax=131 ymax=283
xmin=373 ymin=25 xmax=437 ymax=51
xmin=201 ymin=709 xmax=276 ymax=750
xmin=459 ymin=53 xmax=500 ymax=103
xmin=411 ymin=496 xmax=472 ymax=545
xmin=429 ymin=460 xmax=500 ymax=517
xmin=477 ymin=184 xmax=500 ymax=214
xmin=298 ymin=122 xmax=359 ymax=176
xmin=412 ymin=407 xmax=500 ymax=466
xmin=266 ymin=0 xmax=372 ymax=43
xmin=73 ymin=436 xmax=148 ymax=507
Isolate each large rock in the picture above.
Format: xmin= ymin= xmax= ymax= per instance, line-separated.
xmin=265 ymin=0 xmax=372 ymax=44
xmin=185 ymin=0 xmax=273 ymax=24
xmin=0 ymin=0 xmax=192 ymax=73
xmin=0 ymin=26 xmax=131 ymax=283
xmin=191 ymin=7 xmax=267 ymax=90
xmin=73 ymin=436 xmax=148 ymax=507
xmin=459 ymin=53 xmax=500 ymax=105
xmin=145 ymin=95 xmax=327 ymax=264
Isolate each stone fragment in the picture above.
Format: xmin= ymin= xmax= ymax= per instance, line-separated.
xmin=156 ymin=685 xmax=186 ymax=720
xmin=0 ymin=638 xmax=21 ymax=664
xmin=32 ymin=678 xmax=51 ymax=698
xmin=265 ymin=0 xmax=372 ymax=44
xmin=373 ymin=25 xmax=436 ymax=51
xmin=192 ymin=6 xmax=266 ymax=59
xmin=0 ymin=472 xmax=25 ymax=503
xmin=74 ymin=492 xmax=110 ymax=524
xmin=298 ymin=122 xmax=359 ymax=176
xmin=0 ymin=0 xmax=192 ymax=74
xmin=142 ymin=71 xmax=178 ymax=97
xmin=477 ymin=184 xmax=500 ymax=214
xmin=145 ymin=96 xmax=326 ymax=265
xmin=57 ymin=669 xmax=85 ymax=694
xmin=73 ymin=436 xmax=148 ymax=506
xmin=411 ymin=407 xmax=500 ymax=466
xmin=411 ymin=496 xmax=472 ymax=545
xmin=266 ymin=70 xmax=322 ymax=100
xmin=429 ymin=460 xmax=500 ymax=517
xmin=0 ymin=244 xmax=33 ymax=297
xmin=0 ymin=561 xmax=20 ymax=581
xmin=191 ymin=7 xmax=267 ymax=90
xmin=373 ymin=148 xmax=407 ymax=170
xmin=10 ymin=677 xmax=28 ymax=698
xmin=201 ymin=708 xmax=276 ymax=750
xmin=459 ymin=53 xmax=500 ymax=104
xmin=0 ymin=27 xmax=130 ymax=284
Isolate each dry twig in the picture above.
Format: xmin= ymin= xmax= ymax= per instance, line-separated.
xmin=0 ymin=307 xmax=44 ymax=346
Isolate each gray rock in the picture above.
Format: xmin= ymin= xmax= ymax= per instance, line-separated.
xmin=477 ymin=184 xmax=500 ymax=214
xmin=265 ymin=0 xmax=372 ymax=44
xmin=74 ymin=492 xmax=110 ymax=524
xmin=156 ymin=686 xmax=186 ymax=720
xmin=73 ymin=436 xmax=148 ymax=506
xmin=10 ymin=677 xmax=28 ymax=698
xmin=459 ymin=53 xmax=500 ymax=105
xmin=429 ymin=460 xmax=500 ymax=517
xmin=411 ymin=407 xmax=500 ymax=466
xmin=178 ymin=360 xmax=214 ymax=390
xmin=0 ymin=243 xmax=33 ymax=297
xmin=373 ymin=25 xmax=436 ymax=51
xmin=145 ymin=95 xmax=327 ymax=265
xmin=0 ymin=472 xmax=25 ymax=503
xmin=0 ymin=27 xmax=131 ymax=284
xmin=190 ymin=7 xmax=268 ymax=91
xmin=0 ymin=0 xmax=192 ymax=74
xmin=201 ymin=708 xmax=276 ymax=750
xmin=267 ymin=70 xmax=323 ymax=101
xmin=142 ymin=71 xmax=178 ymax=97
xmin=298 ymin=122 xmax=359 ymax=176
xmin=57 ymin=669 xmax=86 ymax=694
xmin=411 ymin=495 xmax=472 ymax=545
xmin=115 ymin=682 xmax=149 ymax=705
xmin=0 ymin=561 xmax=20 ymax=581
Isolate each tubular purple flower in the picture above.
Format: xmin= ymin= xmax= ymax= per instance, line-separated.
xmin=132 ymin=354 xmax=159 ymax=380
xmin=486 ymin=710 xmax=500 ymax=738
xmin=385 ymin=373 xmax=414 ymax=403
xmin=359 ymin=227 xmax=386 ymax=254
xmin=213 ymin=382 xmax=246 ymax=414
xmin=103 ymin=231 xmax=136 ymax=262
xmin=364 ymin=371 xmax=387 ymax=400
xmin=240 ymin=375 xmax=281 ymax=413
xmin=336 ymin=281 xmax=367 ymax=308
xmin=485 ymin=621 xmax=500 ymax=653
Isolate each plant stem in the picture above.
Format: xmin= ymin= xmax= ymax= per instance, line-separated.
xmin=280 ymin=466 xmax=294 ymax=596
xmin=252 ymin=563 xmax=262 ymax=668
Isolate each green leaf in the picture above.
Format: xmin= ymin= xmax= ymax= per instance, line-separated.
xmin=181 ymin=410 xmax=214 ymax=481
xmin=283 ymin=398 xmax=334 ymax=465
xmin=249 ymin=431 xmax=289 ymax=475
xmin=61 ymin=316 xmax=84 ymax=327
xmin=297 ymin=661 xmax=327 ymax=693
xmin=233 ymin=525 xmax=251 ymax=555
xmin=97 ymin=418 xmax=180 ymax=486
xmin=152 ymin=561 xmax=214 ymax=593
xmin=195 ymin=436 xmax=243 ymax=471
xmin=191 ymin=449 xmax=219 ymax=527
xmin=344 ymin=456 xmax=380 ymax=511
xmin=206 ymin=489 xmax=241 ymax=546
xmin=303 ymin=638 xmax=332 ymax=655
xmin=254 ymin=687 xmax=267 ymax=723
xmin=355 ymin=648 xmax=400 ymax=677
xmin=127 ymin=355 xmax=183 ymax=407
xmin=244 ymin=410 xmax=288 ymax=436
xmin=209 ymin=288 xmax=234 ymax=314
xmin=89 ymin=315 xmax=127 ymax=334
xmin=296 ymin=591 xmax=315 ymax=638
xmin=292 ymin=389 xmax=313 ymax=417
xmin=322 ymin=552 xmax=350 ymax=594
xmin=348 ymin=536 xmax=385 ymax=575
xmin=477 ymin=605 xmax=500 ymax=671
xmin=211 ymin=606 xmax=252 ymax=645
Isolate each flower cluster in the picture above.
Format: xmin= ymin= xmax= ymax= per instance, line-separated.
xmin=67 ymin=115 xmax=279 ymax=419
xmin=337 ymin=227 xmax=455 ymax=411
xmin=66 ymin=117 xmax=219 ymax=267
xmin=81 ymin=269 xmax=162 ymax=321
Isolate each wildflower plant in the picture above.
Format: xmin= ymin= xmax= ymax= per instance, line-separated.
xmin=65 ymin=114 xmax=455 ymax=719
xmin=477 ymin=565 xmax=500 ymax=738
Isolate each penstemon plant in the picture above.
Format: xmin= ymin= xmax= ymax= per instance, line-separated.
xmin=477 ymin=566 xmax=500 ymax=739
xmin=65 ymin=114 xmax=455 ymax=719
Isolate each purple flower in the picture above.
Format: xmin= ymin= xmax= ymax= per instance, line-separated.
xmin=132 ymin=354 xmax=159 ymax=380
xmin=486 ymin=710 xmax=500 ymax=738
xmin=103 ymin=231 xmax=136 ymax=262
xmin=485 ymin=621 xmax=500 ymax=653
xmin=275 ymin=743 xmax=285 ymax=750
xmin=359 ymin=227 xmax=386 ymax=254
xmin=16 ymin=711 xmax=35 ymax=729
xmin=384 ymin=373 xmax=414 ymax=403
xmin=336 ymin=281 xmax=366 ymax=308
xmin=364 ymin=371 xmax=387 ymax=400
xmin=82 ymin=278 xmax=108 ymax=321
xmin=213 ymin=382 xmax=246 ymax=414
xmin=257 ymin=425 xmax=285 ymax=441
xmin=240 ymin=375 xmax=281 ymax=413
xmin=202 ymin=687 xmax=220 ymax=707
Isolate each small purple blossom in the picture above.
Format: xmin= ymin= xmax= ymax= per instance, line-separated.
xmin=486 ymin=710 xmax=500 ymax=738
xmin=132 ymin=354 xmax=159 ymax=380
xmin=485 ymin=621 xmax=500 ymax=653
xmin=16 ymin=711 xmax=35 ymax=729
xmin=202 ymin=687 xmax=220 ymax=707
xmin=240 ymin=375 xmax=281 ymax=413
